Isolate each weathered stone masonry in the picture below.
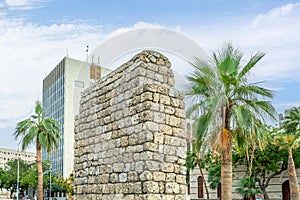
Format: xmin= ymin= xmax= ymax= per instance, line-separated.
xmin=74 ymin=50 xmax=187 ymax=200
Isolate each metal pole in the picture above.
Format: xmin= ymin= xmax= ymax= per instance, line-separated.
xmin=50 ymin=163 xmax=52 ymax=200
xmin=17 ymin=149 xmax=20 ymax=200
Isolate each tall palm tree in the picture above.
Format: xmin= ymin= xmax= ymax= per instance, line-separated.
xmin=274 ymin=107 xmax=300 ymax=200
xmin=14 ymin=101 xmax=61 ymax=200
xmin=186 ymin=42 xmax=276 ymax=199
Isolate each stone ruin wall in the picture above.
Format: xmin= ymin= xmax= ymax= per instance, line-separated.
xmin=74 ymin=50 xmax=187 ymax=200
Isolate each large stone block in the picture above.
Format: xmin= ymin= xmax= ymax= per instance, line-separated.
xmin=74 ymin=50 xmax=186 ymax=199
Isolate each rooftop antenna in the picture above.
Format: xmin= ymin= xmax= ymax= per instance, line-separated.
xmin=98 ymin=56 xmax=100 ymax=65
xmin=66 ymin=49 xmax=69 ymax=57
xmin=92 ymin=54 xmax=94 ymax=65
xmin=86 ymin=45 xmax=89 ymax=62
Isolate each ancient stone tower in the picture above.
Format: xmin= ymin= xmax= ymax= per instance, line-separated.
xmin=74 ymin=50 xmax=187 ymax=200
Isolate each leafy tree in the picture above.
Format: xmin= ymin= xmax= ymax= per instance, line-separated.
xmin=236 ymin=176 xmax=262 ymax=200
xmin=185 ymin=121 xmax=211 ymax=199
xmin=274 ymin=107 xmax=300 ymax=200
xmin=20 ymin=165 xmax=38 ymax=195
xmin=54 ymin=173 xmax=74 ymax=200
xmin=14 ymin=101 xmax=61 ymax=200
xmin=206 ymin=156 xmax=221 ymax=190
xmin=186 ymin=42 xmax=276 ymax=199
xmin=0 ymin=167 xmax=4 ymax=187
xmin=1 ymin=159 xmax=30 ymax=198
xmin=233 ymin=126 xmax=300 ymax=200
xmin=186 ymin=147 xmax=210 ymax=199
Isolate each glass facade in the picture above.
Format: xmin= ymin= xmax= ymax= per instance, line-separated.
xmin=42 ymin=57 xmax=103 ymax=177
xmin=42 ymin=59 xmax=65 ymax=176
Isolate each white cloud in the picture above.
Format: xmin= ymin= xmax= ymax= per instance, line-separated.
xmin=5 ymin=0 xmax=47 ymax=10
xmin=1 ymin=2 xmax=300 ymax=129
xmin=108 ymin=21 xmax=163 ymax=38
xmin=252 ymin=3 xmax=300 ymax=26
xmin=187 ymin=3 xmax=300 ymax=83
xmin=0 ymin=17 xmax=106 ymax=126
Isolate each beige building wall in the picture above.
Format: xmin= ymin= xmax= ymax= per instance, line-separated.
xmin=0 ymin=147 xmax=35 ymax=168
xmin=63 ymin=58 xmax=91 ymax=177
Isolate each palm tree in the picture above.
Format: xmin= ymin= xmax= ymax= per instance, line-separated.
xmin=186 ymin=42 xmax=276 ymax=199
xmin=14 ymin=101 xmax=61 ymax=200
xmin=274 ymin=107 xmax=300 ymax=200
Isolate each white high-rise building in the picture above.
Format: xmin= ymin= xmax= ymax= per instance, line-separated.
xmin=42 ymin=57 xmax=103 ymax=177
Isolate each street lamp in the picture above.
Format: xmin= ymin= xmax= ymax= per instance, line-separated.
xmin=16 ymin=148 xmax=20 ymax=200
xmin=49 ymin=163 xmax=52 ymax=200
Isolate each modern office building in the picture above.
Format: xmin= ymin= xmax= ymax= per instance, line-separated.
xmin=0 ymin=147 xmax=36 ymax=168
xmin=42 ymin=57 xmax=103 ymax=177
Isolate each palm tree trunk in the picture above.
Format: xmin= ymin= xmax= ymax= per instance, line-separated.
xmin=288 ymin=149 xmax=300 ymax=200
xmin=221 ymin=106 xmax=233 ymax=200
xmin=197 ymin=160 xmax=210 ymax=199
xmin=221 ymin=134 xmax=232 ymax=200
xmin=36 ymin=140 xmax=44 ymax=200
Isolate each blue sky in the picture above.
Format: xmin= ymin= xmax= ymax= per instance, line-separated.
xmin=0 ymin=0 xmax=300 ymax=150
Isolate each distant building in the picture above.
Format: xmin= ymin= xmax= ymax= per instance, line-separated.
xmin=42 ymin=57 xmax=107 ymax=177
xmin=0 ymin=147 xmax=35 ymax=168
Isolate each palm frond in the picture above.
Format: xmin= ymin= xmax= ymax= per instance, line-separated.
xmin=238 ymin=52 xmax=265 ymax=80
xmin=233 ymin=84 xmax=274 ymax=100
xmin=21 ymin=126 xmax=38 ymax=150
xmin=241 ymin=99 xmax=277 ymax=122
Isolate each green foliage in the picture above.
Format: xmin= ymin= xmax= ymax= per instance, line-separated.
xmin=186 ymin=42 xmax=276 ymax=156
xmin=185 ymin=150 xmax=198 ymax=171
xmin=14 ymin=101 xmax=61 ymax=152
xmin=233 ymin=126 xmax=300 ymax=199
xmin=273 ymin=107 xmax=300 ymax=151
xmin=0 ymin=158 xmax=37 ymax=196
xmin=207 ymin=161 xmax=221 ymax=190
xmin=20 ymin=166 xmax=38 ymax=189
xmin=236 ymin=176 xmax=262 ymax=198
xmin=185 ymin=150 xmax=198 ymax=184
xmin=0 ymin=167 xmax=4 ymax=187
xmin=54 ymin=173 xmax=74 ymax=199
xmin=202 ymin=153 xmax=221 ymax=190
xmin=282 ymin=107 xmax=300 ymax=135
xmin=14 ymin=101 xmax=62 ymax=200
xmin=2 ymin=159 xmax=28 ymax=190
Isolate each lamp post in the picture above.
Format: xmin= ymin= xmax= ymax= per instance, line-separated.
xmin=16 ymin=149 xmax=20 ymax=200
xmin=50 ymin=163 xmax=52 ymax=200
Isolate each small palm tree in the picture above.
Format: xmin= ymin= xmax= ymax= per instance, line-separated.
xmin=14 ymin=101 xmax=61 ymax=200
xmin=274 ymin=107 xmax=300 ymax=200
xmin=186 ymin=42 xmax=276 ymax=199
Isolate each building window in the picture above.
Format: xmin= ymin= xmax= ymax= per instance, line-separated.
xmin=198 ymin=176 xmax=204 ymax=198
xmin=75 ymin=81 xmax=84 ymax=88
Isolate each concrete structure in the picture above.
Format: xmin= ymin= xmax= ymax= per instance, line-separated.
xmin=0 ymin=147 xmax=35 ymax=168
xmin=42 ymin=57 xmax=103 ymax=177
xmin=74 ymin=50 xmax=187 ymax=199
